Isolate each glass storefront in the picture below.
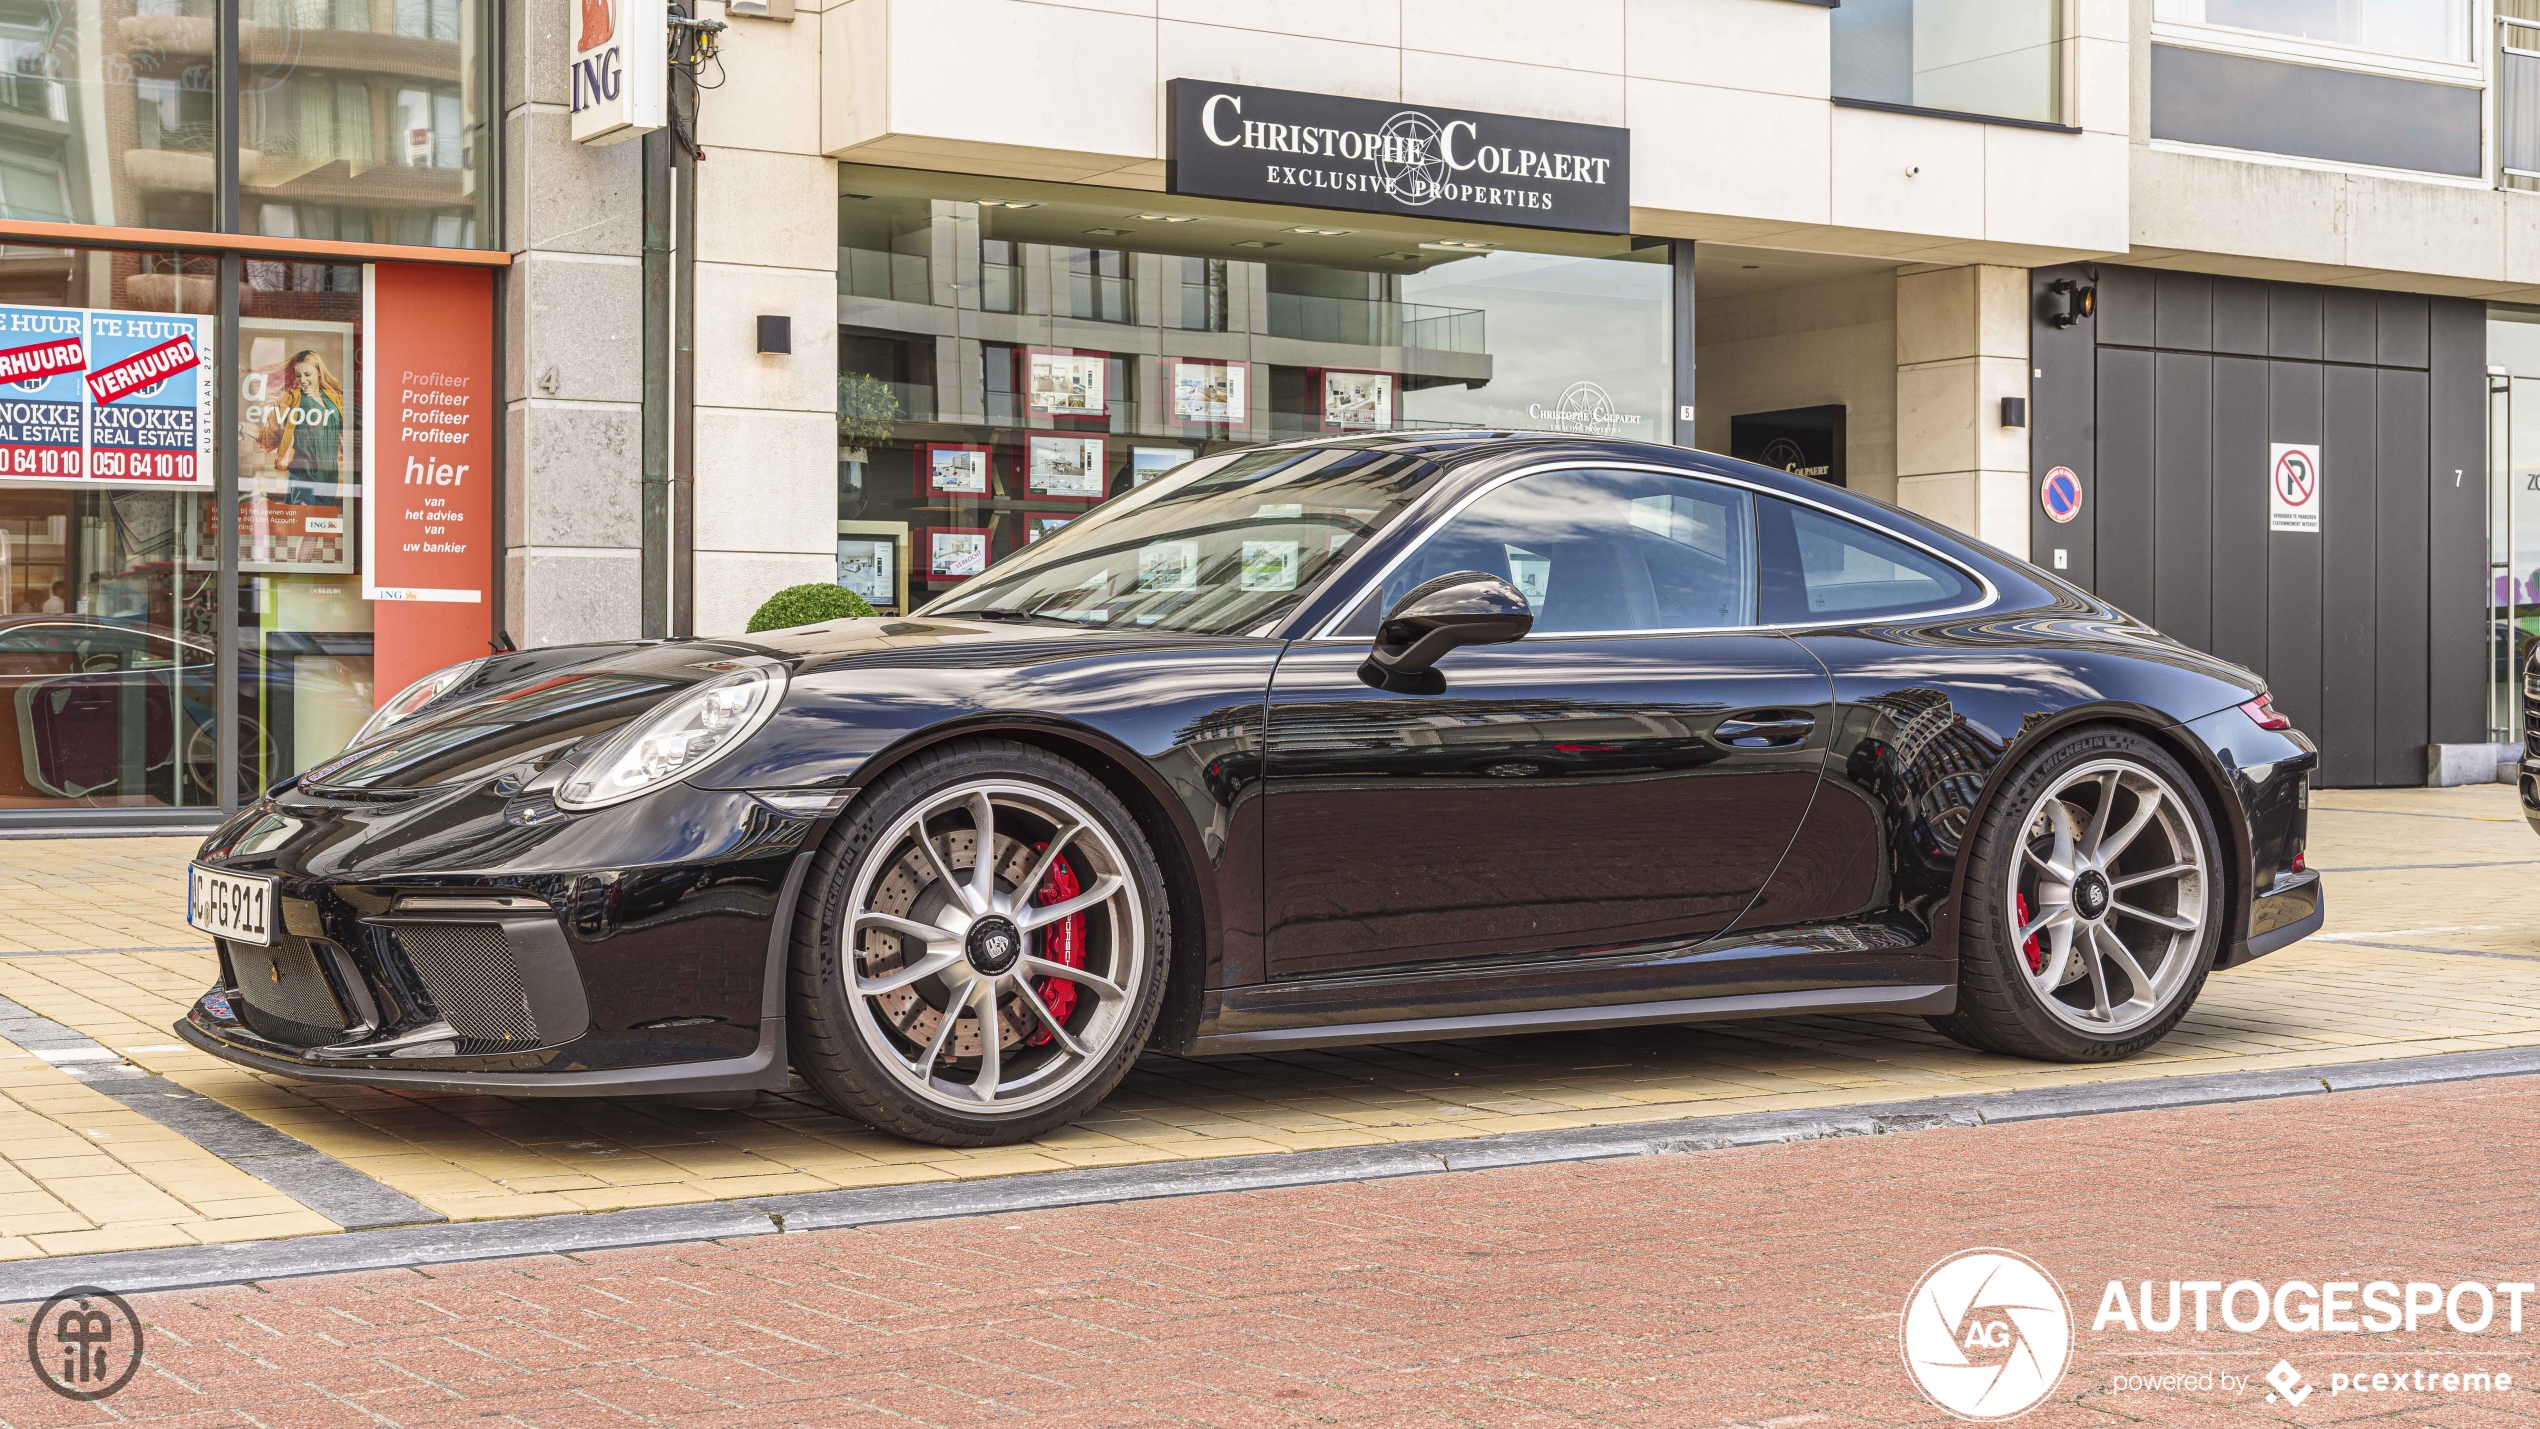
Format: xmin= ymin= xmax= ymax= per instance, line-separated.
xmin=833 ymin=165 xmax=1673 ymax=610
xmin=2489 ymin=308 xmax=2540 ymax=741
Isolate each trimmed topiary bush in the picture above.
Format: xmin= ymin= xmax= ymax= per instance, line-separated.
xmin=748 ymin=583 xmax=877 ymax=633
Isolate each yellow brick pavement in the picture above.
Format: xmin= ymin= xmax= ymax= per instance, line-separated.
xmin=0 ymin=786 xmax=2533 ymax=1256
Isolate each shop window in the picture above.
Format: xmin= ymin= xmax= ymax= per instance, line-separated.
xmin=833 ymin=164 xmax=1673 ymax=610
xmin=238 ymin=0 xmax=489 ymax=248
xmin=839 ymin=194 xmax=934 ymax=305
xmin=980 ymin=238 xmax=1020 ymax=314
xmin=1064 ymin=247 xmax=1133 ymax=325
xmin=1175 ymin=257 xmax=1227 ymax=333
xmin=1832 ymin=0 xmax=2065 ymax=125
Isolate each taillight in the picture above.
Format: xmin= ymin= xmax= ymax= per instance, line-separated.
xmin=2290 ymin=851 xmax=2307 ymax=872
xmin=2239 ymin=693 xmax=2293 ymax=731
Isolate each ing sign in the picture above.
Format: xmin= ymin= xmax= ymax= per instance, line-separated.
xmin=570 ymin=0 xmax=665 ymax=145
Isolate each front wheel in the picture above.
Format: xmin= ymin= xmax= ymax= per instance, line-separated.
xmin=788 ymin=739 xmax=1170 ymax=1145
xmin=1931 ymin=727 xmax=2224 ymax=1061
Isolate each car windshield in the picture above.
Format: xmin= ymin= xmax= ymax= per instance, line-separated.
xmin=921 ymin=445 xmax=1439 ymax=633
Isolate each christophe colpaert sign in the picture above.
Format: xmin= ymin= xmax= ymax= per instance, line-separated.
xmin=569 ymin=0 xmax=666 ymax=145
xmin=1166 ymin=80 xmax=1632 ymax=235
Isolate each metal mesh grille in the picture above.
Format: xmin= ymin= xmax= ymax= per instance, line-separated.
xmin=399 ymin=924 xmax=539 ymax=1047
xmin=228 ymin=936 xmax=346 ymax=1046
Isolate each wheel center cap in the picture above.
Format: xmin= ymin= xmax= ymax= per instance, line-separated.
xmin=2072 ymin=870 xmax=2112 ymax=920
xmin=965 ymin=915 xmax=1023 ymax=975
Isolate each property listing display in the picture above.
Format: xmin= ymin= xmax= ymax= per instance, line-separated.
xmin=0 ymin=304 xmax=213 ymax=486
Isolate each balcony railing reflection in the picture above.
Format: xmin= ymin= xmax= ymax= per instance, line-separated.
xmin=840 ymin=246 xmax=931 ymax=305
xmin=1264 ymin=293 xmax=1486 ymax=353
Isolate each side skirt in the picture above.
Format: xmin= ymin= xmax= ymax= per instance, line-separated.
xmin=1183 ymin=983 xmax=1957 ymax=1056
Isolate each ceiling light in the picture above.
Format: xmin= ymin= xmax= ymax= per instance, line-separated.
xmin=1132 ymin=212 xmax=1201 ymax=223
xmin=1288 ymin=226 xmax=1353 ymax=236
xmin=1233 ymin=240 xmax=1281 ymax=249
xmin=977 ymin=199 xmax=1040 ymax=209
xmin=1419 ymin=240 xmax=1497 ymax=251
xmin=1742 ymin=264 xmax=1761 ymax=270
xmin=1376 ymin=252 xmax=1422 ymax=262
xmin=1083 ymin=228 xmax=1128 ymax=236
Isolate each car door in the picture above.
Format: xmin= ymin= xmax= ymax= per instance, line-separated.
xmin=1262 ymin=465 xmax=1833 ymax=980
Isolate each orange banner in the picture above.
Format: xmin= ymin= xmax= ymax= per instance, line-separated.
xmin=363 ymin=263 xmax=494 ymax=704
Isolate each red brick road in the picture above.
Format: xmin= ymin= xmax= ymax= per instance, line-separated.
xmin=9 ymin=1076 xmax=2540 ymax=1428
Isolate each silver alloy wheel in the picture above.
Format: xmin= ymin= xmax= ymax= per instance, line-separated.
xmin=840 ymin=778 xmax=1146 ymax=1116
xmin=2006 ymin=757 xmax=2209 ymax=1036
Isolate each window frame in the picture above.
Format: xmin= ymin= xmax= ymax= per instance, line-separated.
xmin=1309 ymin=459 xmax=1999 ymax=642
xmin=2150 ymin=7 xmax=2482 ymax=85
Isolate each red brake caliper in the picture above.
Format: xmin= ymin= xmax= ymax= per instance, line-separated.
xmin=2015 ymin=892 xmax=2044 ymax=973
xmin=1025 ymin=843 xmax=1086 ymax=1046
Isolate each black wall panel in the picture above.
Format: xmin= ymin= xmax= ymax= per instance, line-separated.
xmin=2428 ymin=297 xmax=2488 ymax=745
xmin=2270 ymin=285 xmax=2323 ymax=360
xmin=2031 ymin=267 xmax=2486 ymax=786
xmin=2096 ymin=349 xmax=2158 ymax=621
xmin=2155 ymin=271 xmax=2212 ymax=353
xmin=2376 ymin=369 xmax=2431 ymax=785
xmin=2267 ymin=361 xmax=2326 ymax=739
xmin=2210 ymin=355 xmax=2274 ymax=679
xmin=2320 ymin=363 xmax=2379 ymax=786
xmin=2323 ymin=289 xmax=2377 ymax=366
xmin=2378 ymin=293 xmax=2430 ymax=370
xmin=2031 ymin=264 xmax=2100 ymax=584
xmin=2153 ymin=352 xmax=2214 ymax=650
xmin=2214 ymin=278 xmax=2269 ymax=356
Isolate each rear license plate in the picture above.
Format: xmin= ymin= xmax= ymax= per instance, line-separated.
xmin=188 ymin=866 xmax=275 ymax=946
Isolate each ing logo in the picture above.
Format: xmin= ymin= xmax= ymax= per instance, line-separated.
xmin=578 ymin=0 xmax=613 ymax=51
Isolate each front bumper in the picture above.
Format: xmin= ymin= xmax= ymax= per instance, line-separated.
xmin=179 ymin=778 xmax=828 ymax=1096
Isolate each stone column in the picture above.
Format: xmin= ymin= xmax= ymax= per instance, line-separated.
xmin=501 ymin=0 xmax=647 ymax=644
xmin=1894 ymin=265 xmax=2031 ymax=560
xmin=688 ymin=3 xmax=841 ymax=637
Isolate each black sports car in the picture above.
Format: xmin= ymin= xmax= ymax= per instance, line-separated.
xmin=179 ymin=434 xmax=2324 ymax=1146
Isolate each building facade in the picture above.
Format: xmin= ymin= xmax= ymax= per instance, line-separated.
xmin=15 ymin=0 xmax=2540 ymax=832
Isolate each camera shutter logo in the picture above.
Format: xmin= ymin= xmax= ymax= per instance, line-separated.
xmin=1901 ymin=1249 xmax=2071 ymax=1420
xmin=26 ymin=1286 xmax=144 ymax=1401
xmin=1374 ymin=111 xmax=1451 ymax=206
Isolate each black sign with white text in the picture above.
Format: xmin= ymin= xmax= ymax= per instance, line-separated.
xmin=1166 ymin=80 xmax=1632 ymax=235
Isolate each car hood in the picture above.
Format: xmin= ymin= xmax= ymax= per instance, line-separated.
xmin=294 ymin=618 xmax=1221 ymax=794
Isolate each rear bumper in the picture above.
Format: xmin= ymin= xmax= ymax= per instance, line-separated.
xmin=2218 ymin=869 xmax=2323 ymax=969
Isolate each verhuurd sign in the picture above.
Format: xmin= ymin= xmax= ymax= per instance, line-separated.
xmin=1166 ymin=81 xmax=1632 ymax=235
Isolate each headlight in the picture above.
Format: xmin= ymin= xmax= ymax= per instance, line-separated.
xmin=350 ymin=657 xmax=487 ymax=748
xmin=555 ymin=663 xmax=785 ymax=810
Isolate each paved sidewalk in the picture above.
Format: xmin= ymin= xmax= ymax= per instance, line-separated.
xmin=0 ymin=786 xmax=2534 ymax=1262
xmin=5 ymin=1073 xmax=2537 ymax=1427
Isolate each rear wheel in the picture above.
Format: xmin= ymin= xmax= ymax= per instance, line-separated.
xmin=1931 ymin=727 xmax=2223 ymax=1061
xmin=789 ymin=740 xmax=1169 ymax=1145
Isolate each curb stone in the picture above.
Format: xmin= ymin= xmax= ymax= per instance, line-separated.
xmin=8 ymin=1042 xmax=2540 ymax=1303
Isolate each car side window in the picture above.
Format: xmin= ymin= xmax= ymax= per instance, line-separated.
xmin=1756 ymin=497 xmax=1981 ymax=623
xmin=1368 ymin=468 xmax=1757 ymax=635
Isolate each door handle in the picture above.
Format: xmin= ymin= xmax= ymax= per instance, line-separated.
xmin=1714 ymin=712 xmax=1816 ymax=748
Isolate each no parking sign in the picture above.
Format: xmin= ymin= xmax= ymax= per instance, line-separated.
xmin=2040 ymin=466 xmax=2083 ymax=524
xmin=2269 ymin=442 xmax=2320 ymax=533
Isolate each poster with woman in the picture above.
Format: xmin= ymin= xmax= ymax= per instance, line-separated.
xmin=234 ymin=318 xmax=356 ymax=573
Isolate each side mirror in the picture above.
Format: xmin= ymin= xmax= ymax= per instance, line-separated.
xmin=1364 ymin=571 xmax=1534 ymax=677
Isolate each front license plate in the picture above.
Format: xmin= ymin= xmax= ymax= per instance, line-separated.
xmin=188 ymin=865 xmax=275 ymax=947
